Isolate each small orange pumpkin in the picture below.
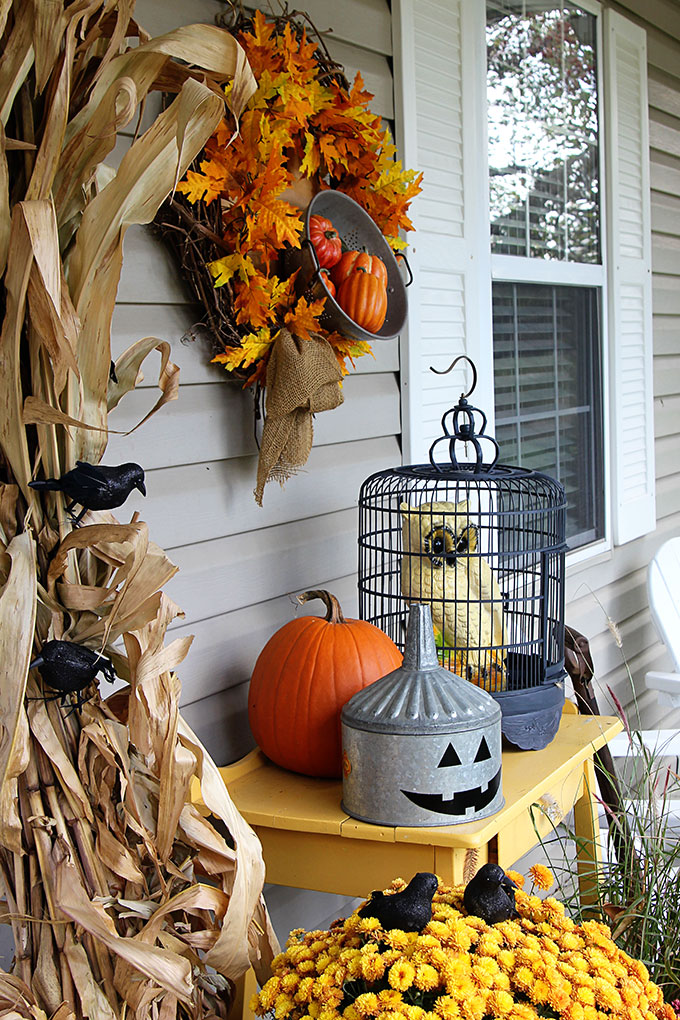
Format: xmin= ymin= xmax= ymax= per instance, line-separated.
xmin=337 ymin=268 xmax=388 ymax=333
xmin=331 ymin=250 xmax=387 ymax=288
xmin=248 ymin=590 xmax=402 ymax=777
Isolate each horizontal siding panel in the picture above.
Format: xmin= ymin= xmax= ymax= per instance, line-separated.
xmin=106 ymin=372 xmax=400 ymax=469
xmin=655 ymin=393 xmax=680 ymax=435
xmin=616 ymin=0 xmax=680 ymax=45
xmin=651 ymin=195 xmax=680 ymax=235
xmin=653 ymin=354 xmax=680 ymax=397
xmin=653 ymin=276 xmax=680 ymax=314
xmin=655 ymin=432 xmax=680 ymax=476
xmin=167 ymin=507 xmax=358 ymax=623
xmin=649 ymin=72 xmax=680 ymax=118
xmin=651 ymin=155 xmax=680 ymax=197
xmin=121 ymin=435 xmax=401 ymax=550
xmin=179 ymin=679 xmax=253 ymax=766
xmin=656 ymin=471 xmax=680 ymax=518
xmin=111 ymin=304 xmax=399 ymax=384
xmin=565 ymin=510 xmax=680 ymax=603
xmin=653 ymin=320 xmax=680 ymax=354
xmin=174 ymin=573 xmax=358 ymax=708
xmin=649 ymin=113 xmax=680 ymax=159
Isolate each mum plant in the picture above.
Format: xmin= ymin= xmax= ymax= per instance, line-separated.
xmin=251 ymin=868 xmax=675 ymax=1020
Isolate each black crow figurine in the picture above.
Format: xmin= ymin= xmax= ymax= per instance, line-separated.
xmin=29 ymin=461 xmax=146 ymax=525
xmin=358 ymin=872 xmax=439 ymax=932
xmin=30 ymin=640 xmax=116 ymax=709
xmin=463 ymin=863 xmax=519 ymax=924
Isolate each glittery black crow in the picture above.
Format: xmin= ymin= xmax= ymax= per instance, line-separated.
xmin=30 ymin=640 xmax=115 ymax=709
xmin=463 ymin=863 xmax=519 ymax=924
xmin=358 ymin=872 xmax=439 ymax=932
xmin=29 ymin=461 xmax=146 ymax=525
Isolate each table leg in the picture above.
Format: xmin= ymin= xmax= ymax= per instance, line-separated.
xmin=434 ymin=845 xmax=488 ymax=885
xmin=231 ymin=967 xmax=257 ymax=1020
xmin=572 ymin=756 xmax=602 ymax=910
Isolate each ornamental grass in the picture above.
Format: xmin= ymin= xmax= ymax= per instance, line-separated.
xmin=251 ymin=869 xmax=675 ymax=1020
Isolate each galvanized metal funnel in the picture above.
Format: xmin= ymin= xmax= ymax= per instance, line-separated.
xmin=341 ymin=604 xmax=503 ymax=826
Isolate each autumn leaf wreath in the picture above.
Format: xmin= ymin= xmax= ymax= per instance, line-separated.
xmin=156 ymin=9 xmax=422 ymax=501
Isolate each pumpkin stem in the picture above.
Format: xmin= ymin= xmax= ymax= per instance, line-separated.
xmin=297 ymin=590 xmax=346 ymax=624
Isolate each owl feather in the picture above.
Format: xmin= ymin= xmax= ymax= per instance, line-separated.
xmin=400 ymin=499 xmax=506 ymax=691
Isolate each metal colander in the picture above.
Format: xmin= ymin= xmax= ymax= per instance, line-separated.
xmin=294 ymin=190 xmax=409 ymax=342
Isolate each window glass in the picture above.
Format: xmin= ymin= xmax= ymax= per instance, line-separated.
xmin=493 ymin=282 xmax=604 ymax=548
xmin=487 ymin=3 xmax=600 ymax=262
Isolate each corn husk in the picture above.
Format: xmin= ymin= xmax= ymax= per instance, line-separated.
xmin=0 ymin=2 xmax=275 ymax=1017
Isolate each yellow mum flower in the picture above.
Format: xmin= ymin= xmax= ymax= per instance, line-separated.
xmin=512 ymin=967 xmax=534 ymax=993
xmin=528 ymin=864 xmax=554 ymax=890
xmin=377 ymin=990 xmax=403 ymax=1009
xmin=361 ymin=953 xmax=386 ymax=982
xmin=415 ymin=964 xmax=441 ymax=991
xmin=299 ymin=960 xmax=317 ymax=974
xmin=497 ymin=950 xmax=515 ymax=970
xmin=477 ymin=935 xmax=502 ymax=957
xmin=487 ymin=990 xmax=514 ymax=1016
xmin=296 ymin=977 xmax=316 ymax=1004
xmin=460 ymin=992 xmax=488 ymax=1020
xmin=249 ymin=993 xmax=263 ymax=1015
xmin=309 ymin=1005 xmax=320 ymax=1019
xmin=404 ymin=1007 xmax=426 ymax=1020
xmin=505 ymin=870 xmax=525 ymax=889
xmin=274 ymin=993 xmax=296 ymax=1018
xmin=508 ymin=1007 xmax=538 ymax=1020
xmin=343 ymin=1008 xmax=360 ymax=1020
xmin=354 ymin=993 xmax=380 ymax=1017
xmin=316 ymin=952 xmax=332 ymax=972
xmin=388 ymin=959 xmax=416 ymax=991
xmin=282 ymin=973 xmax=300 ymax=992
xmin=385 ymin=929 xmax=412 ymax=952
xmin=471 ymin=963 xmax=494 ymax=988
xmin=259 ymin=979 xmax=282 ymax=1011
xmin=563 ymin=1004 xmax=586 ymax=1020
xmin=319 ymin=1009 xmax=340 ymax=1020
xmin=594 ymin=978 xmax=622 ymax=1012
xmin=529 ymin=978 xmax=550 ymax=1004
xmin=576 ymin=987 xmax=596 ymax=1006
xmin=359 ymin=917 xmax=382 ymax=933
xmin=495 ymin=920 xmax=522 ymax=945
xmin=434 ymin=995 xmax=460 ymax=1020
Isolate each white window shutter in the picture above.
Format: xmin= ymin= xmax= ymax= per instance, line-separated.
xmin=393 ymin=0 xmax=492 ymax=465
xmin=604 ymin=9 xmax=655 ymax=545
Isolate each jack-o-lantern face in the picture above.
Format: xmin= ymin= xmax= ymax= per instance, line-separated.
xmin=400 ymin=735 xmax=502 ymax=816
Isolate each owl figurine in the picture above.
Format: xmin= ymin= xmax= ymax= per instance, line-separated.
xmin=400 ymin=499 xmax=506 ymax=691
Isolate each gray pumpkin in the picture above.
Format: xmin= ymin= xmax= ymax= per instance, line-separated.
xmin=341 ymin=603 xmax=503 ymax=826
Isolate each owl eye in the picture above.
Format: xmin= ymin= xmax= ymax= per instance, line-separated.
xmin=425 ymin=526 xmax=455 ymax=566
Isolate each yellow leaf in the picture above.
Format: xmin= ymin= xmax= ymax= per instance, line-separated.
xmin=207 ymin=253 xmax=257 ymax=287
xmin=299 ymin=132 xmax=320 ymax=178
xmin=212 ymin=328 xmax=275 ymax=372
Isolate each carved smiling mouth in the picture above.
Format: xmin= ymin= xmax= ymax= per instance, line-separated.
xmin=401 ymin=767 xmax=502 ymax=816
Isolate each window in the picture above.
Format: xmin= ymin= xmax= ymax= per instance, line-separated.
xmin=397 ymin=0 xmax=654 ymax=547
xmin=486 ymin=1 xmax=605 ymax=551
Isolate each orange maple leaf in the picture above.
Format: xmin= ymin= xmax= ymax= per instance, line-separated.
xmin=284 ymin=295 xmax=326 ymax=342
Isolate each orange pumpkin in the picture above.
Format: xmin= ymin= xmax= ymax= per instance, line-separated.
xmin=331 ymin=250 xmax=388 ymax=288
xmin=248 ymin=590 xmax=402 ymax=777
xmin=337 ymin=268 xmax=388 ymax=333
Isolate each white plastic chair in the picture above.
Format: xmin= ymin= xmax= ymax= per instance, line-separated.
xmin=608 ymin=537 xmax=680 ymax=759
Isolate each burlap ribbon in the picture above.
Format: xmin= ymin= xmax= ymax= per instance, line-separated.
xmin=254 ymin=328 xmax=343 ymax=505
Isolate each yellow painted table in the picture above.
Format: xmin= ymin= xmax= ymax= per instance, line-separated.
xmin=220 ymin=710 xmax=620 ymax=897
xmin=222 ymin=711 xmax=621 ymax=1018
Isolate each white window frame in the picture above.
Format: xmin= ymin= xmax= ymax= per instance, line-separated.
xmin=488 ymin=0 xmax=611 ymax=566
xmin=394 ymin=0 xmax=655 ymax=564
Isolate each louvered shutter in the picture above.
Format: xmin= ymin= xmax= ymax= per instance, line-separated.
xmin=604 ymin=9 xmax=655 ymax=545
xmin=393 ymin=0 xmax=493 ymax=464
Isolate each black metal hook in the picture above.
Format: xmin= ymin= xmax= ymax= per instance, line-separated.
xmin=429 ymin=354 xmax=477 ymax=399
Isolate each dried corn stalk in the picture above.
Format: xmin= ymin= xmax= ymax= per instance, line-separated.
xmin=0 ymin=2 xmax=279 ymax=1018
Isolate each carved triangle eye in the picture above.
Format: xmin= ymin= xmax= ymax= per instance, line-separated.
xmin=474 ymin=736 xmax=492 ymax=762
xmin=438 ymin=743 xmax=462 ymax=768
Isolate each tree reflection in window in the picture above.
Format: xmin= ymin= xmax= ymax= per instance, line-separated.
xmin=487 ymin=4 xmax=600 ymax=263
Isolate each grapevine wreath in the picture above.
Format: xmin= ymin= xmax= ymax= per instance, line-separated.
xmin=155 ymin=6 xmax=422 ymax=502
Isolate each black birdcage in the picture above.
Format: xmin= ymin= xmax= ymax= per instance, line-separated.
xmin=358 ymin=357 xmax=568 ymax=750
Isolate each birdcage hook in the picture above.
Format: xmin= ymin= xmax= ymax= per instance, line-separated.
xmin=428 ymin=356 xmax=500 ymax=474
xmin=429 ymin=354 xmax=478 ymax=401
